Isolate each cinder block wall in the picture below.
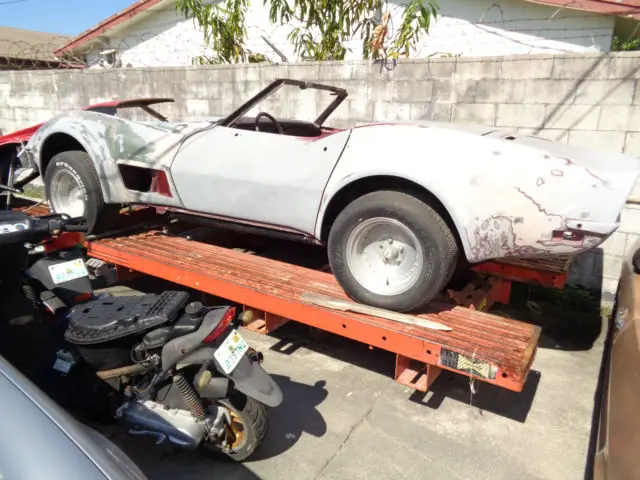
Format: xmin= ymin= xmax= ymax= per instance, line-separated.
xmin=1 ymin=52 xmax=639 ymax=304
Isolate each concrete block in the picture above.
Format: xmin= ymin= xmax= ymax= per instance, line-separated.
xmin=394 ymin=80 xmax=432 ymax=102
xmin=522 ymin=80 xmax=577 ymax=104
xmin=393 ymin=60 xmax=455 ymax=80
xmin=432 ymin=80 xmax=477 ymax=103
xmin=496 ymin=104 xmax=546 ymax=128
xmin=574 ymin=80 xmax=635 ymax=106
xmin=600 ymin=231 xmax=628 ymax=257
xmin=330 ymin=100 xmax=350 ymax=121
xmin=185 ymin=98 xmax=210 ymax=116
xmin=603 ymin=254 xmax=624 ymax=281
xmin=242 ymin=66 xmax=261 ymax=82
xmin=624 ymin=132 xmax=640 ymax=155
xmin=0 ymin=82 xmax=10 ymax=99
xmin=451 ymin=103 xmax=497 ymax=125
xmin=409 ymin=102 xmax=452 ymax=122
xmin=455 ymin=59 xmax=501 ymax=79
xmin=420 ymin=59 xmax=457 ymax=79
xmin=203 ymin=81 xmax=221 ymax=99
xmin=286 ymin=98 xmax=321 ymax=122
xmin=287 ymin=63 xmax=320 ymax=81
xmin=208 ymin=67 xmax=235 ymax=83
xmin=347 ymin=98 xmax=374 ymax=122
xmin=552 ymin=55 xmax=640 ymax=80
xmin=629 ymin=178 xmax=640 ymax=202
xmin=597 ymin=105 xmax=634 ymax=131
xmin=350 ymin=62 xmax=376 ymax=80
xmin=567 ymin=130 xmax=625 ymax=153
xmin=245 ymin=81 xmax=263 ymax=97
xmin=373 ymin=101 xmax=411 ymax=122
xmin=502 ymin=57 xmax=554 ymax=79
xmin=318 ymin=63 xmax=354 ymax=81
xmin=542 ymin=104 xmax=600 ymax=130
xmin=259 ymin=64 xmax=288 ymax=83
xmin=370 ymin=81 xmax=397 ymax=102
xmin=340 ymin=80 xmax=371 ymax=99
xmin=475 ymin=80 xmax=526 ymax=104
xmin=619 ymin=204 xmax=640 ymax=234
xmin=185 ymin=69 xmax=206 ymax=83
xmin=625 ymin=232 xmax=640 ymax=256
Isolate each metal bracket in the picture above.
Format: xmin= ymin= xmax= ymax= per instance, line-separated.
xmin=395 ymin=354 xmax=442 ymax=392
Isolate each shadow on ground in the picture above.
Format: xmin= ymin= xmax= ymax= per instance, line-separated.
xmin=267 ymin=321 xmax=541 ymax=423
xmin=493 ymin=281 xmax=604 ymax=352
xmin=100 ymin=372 xmax=329 ymax=480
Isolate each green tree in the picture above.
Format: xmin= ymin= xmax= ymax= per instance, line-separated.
xmin=176 ymin=0 xmax=439 ymax=64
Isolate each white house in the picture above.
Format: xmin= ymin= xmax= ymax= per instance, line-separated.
xmin=54 ymin=0 xmax=640 ymax=68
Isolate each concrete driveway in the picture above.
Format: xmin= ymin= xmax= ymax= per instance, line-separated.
xmin=102 ymin=285 xmax=606 ymax=480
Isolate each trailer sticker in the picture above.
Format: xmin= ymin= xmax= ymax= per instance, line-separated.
xmin=439 ymin=348 xmax=497 ymax=380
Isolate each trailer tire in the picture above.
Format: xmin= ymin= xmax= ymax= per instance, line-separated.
xmin=44 ymin=151 xmax=121 ymax=234
xmin=328 ymin=190 xmax=459 ymax=313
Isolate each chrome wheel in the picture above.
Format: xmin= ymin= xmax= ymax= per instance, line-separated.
xmin=345 ymin=217 xmax=424 ymax=296
xmin=49 ymin=169 xmax=85 ymax=217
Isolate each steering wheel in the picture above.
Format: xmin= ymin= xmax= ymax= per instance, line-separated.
xmin=255 ymin=112 xmax=284 ymax=134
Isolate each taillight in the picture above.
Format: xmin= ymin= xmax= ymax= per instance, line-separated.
xmin=202 ymin=306 xmax=236 ymax=344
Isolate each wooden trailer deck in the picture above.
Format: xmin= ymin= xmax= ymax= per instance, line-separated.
xmin=85 ymin=228 xmax=542 ymax=393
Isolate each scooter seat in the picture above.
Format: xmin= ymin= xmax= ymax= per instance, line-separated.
xmin=64 ymin=291 xmax=190 ymax=345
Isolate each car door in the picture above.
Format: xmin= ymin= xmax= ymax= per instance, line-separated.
xmin=169 ymin=125 xmax=351 ymax=236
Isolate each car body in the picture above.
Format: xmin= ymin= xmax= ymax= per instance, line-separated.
xmin=20 ymin=78 xmax=640 ymax=312
xmin=0 ymin=353 xmax=147 ymax=479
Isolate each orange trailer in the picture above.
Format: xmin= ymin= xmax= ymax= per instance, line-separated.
xmin=16 ymin=200 xmax=567 ymax=396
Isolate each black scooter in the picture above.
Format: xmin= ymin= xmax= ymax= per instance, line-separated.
xmin=0 ymin=207 xmax=282 ymax=461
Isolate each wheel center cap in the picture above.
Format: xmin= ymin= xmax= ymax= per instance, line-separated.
xmin=382 ymin=244 xmax=403 ymax=265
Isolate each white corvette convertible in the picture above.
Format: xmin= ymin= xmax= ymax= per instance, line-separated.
xmin=20 ymin=79 xmax=640 ymax=312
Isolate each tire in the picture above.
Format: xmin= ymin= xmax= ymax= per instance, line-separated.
xmin=327 ymin=190 xmax=460 ymax=313
xmin=203 ymin=393 xmax=269 ymax=462
xmin=43 ymin=151 xmax=121 ymax=234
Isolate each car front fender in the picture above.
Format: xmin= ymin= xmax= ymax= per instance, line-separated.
xmin=27 ymin=111 xmax=188 ymax=206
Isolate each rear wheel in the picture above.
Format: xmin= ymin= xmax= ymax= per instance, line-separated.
xmin=327 ymin=190 xmax=459 ymax=312
xmin=44 ymin=151 xmax=121 ymax=234
xmin=203 ymin=393 xmax=269 ymax=462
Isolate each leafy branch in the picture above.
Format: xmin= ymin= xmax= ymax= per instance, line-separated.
xmin=176 ymin=0 xmax=253 ymax=64
xmin=177 ymin=0 xmax=440 ymax=63
xmin=611 ymin=35 xmax=640 ymax=52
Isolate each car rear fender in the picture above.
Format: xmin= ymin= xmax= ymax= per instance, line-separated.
xmin=315 ymin=123 xmax=636 ymax=263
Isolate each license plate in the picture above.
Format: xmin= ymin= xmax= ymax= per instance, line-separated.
xmin=48 ymin=258 xmax=89 ymax=285
xmin=214 ymin=329 xmax=249 ymax=374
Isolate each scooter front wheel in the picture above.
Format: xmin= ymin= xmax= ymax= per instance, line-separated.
xmin=203 ymin=393 xmax=269 ymax=462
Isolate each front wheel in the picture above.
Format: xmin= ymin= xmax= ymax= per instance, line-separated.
xmin=327 ymin=190 xmax=460 ymax=313
xmin=203 ymin=393 xmax=269 ymax=462
xmin=44 ymin=150 xmax=121 ymax=234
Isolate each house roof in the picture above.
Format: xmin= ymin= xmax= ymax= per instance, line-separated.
xmin=54 ymin=0 xmax=640 ymax=57
xmin=528 ymin=0 xmax=640 ymax=20
xmin=54 ymin=0 xmax=168 ymax=56
xmin=0 ymin=26 xmax=72 ymax=61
